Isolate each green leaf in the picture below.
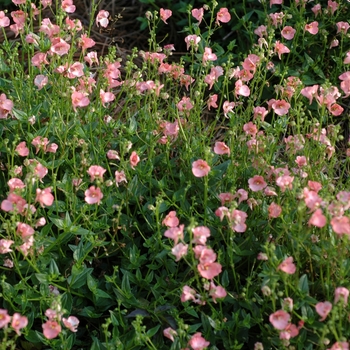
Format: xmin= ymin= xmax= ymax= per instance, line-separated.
xmin=49 ymin=259 xmax=60 ymax=276
xmin=298 ymin=274 xmax=309 ymax=295
xmin=146 ymin=325 xmax=160 ymax=337
xmin=94 ymin=289 xmax=112 ymax=300
xmin=35 ymin=273 xmax=49 ymax=284
xmin=67 ymin=265 xmax=93 ymax=289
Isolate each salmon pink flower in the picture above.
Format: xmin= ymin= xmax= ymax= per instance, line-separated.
xmin=192 ymin=8 xmax=204 ymax=24
xmin=0 ymin=239 xmax=14 ymax=254
xmin=276 ymin=175 xmax=294 ymax=192
xmin=278 ymin=257 xmax=296 ymax=274
xmin=207 ymin=94 xmax=218 ymax=110
xmin=328 ymin=103 xmax=344 ymax=116
xmin=0 ymin=309 xmax=11 ymax=328
xmin=308 ymin=209 xmax=327 ymax=228
xmin=198 ymin=261 xmax=222 ymax=279
xmin=162 ymin=211 xmax=179 ymax=228
xmin=203 ymin=47 xmax=217 ymax=64
xmin=281 ymin=26 xmax=296 ymax=40
xmin=160 ymin=8 xmax=172 ymax=24
xmin=274 ymin=41 xmax=290 ymax=60
xmin=344 ymin=52 xmax=350 ymax=64
xmin=248 ymin=175 xmax=267 ymax=192
xmin=188 ymin=332 xmax=210 ymax=350
xmin=327 ymin=0 xmax=339 ymax=15
xmin=61 ymin=0 xmax=75 ymax=13
xmin=272 ymin=99 xmax=290 ymax=115
xmin=223 ymin=101 xmax=235 ymax=117
xmin=50 ymin=37 xmax=70 ymax=56
xmin=42 ymin=320 xmax=61 ymax=339
xmin=218 ymin=193 xmax=235 ymax=206
xmin=8 ymin=178 xmax=25 ymax=193
xmin=334 ymin=287 xmax=349 ymax=305
xmin=269 ymin=310 xmax=290 ymax=330
xmin=36 ymin=187 xmax=54 ymax=207
xmin=71 ymin=91 xmax=90 ymax=111
xmin=87 ymin=165 xmax=106 ymax=182
xmin=163 ymin=327 xmax=177 ymax=342
xmin=15 ymin=141 xmax=29 ymax=157
xmin=184 ymin=35 xmax=201 ymax=51
xmin=336 ymin=21 xmax=350 ymax=35
xmin=62 ymin=316 xmax=79 ymax=332
xmin=96 ymin=10 xmax=109 ymax=28
xmin=192 ymin=226 xmax=211 ymax=245
xmin=0 ymin=11 xmax=10 ymax=27
xmin=328 ymin=342 xmax=349 ymax=350
xmin=315 ymin=301 xmax=332 ymax=321
xmin=305 ymin=21 xmax=319 ymax=34
xmin=192 ymin=159 xmax=210 ymax=177
xmin=209 ymin=281 xmax=227 ymax=303
xmin=331 ymin=216 xmax=350 ymax=236
xmin=270 ymin=0 xmax=283 ymax=7
xmin=311 ymin=4 xmax=321 ymax=17
xmin=268 ymin=202 xmax=282 ymax=218
xmin=34 ymin=75 xmax=48 ymax=90
xmin=17 ymin=222 xmax=35 ymax=239
xmin=164 ymin=225 xmax=184 ymax=245
xmin=0 ymin=93 xmax=13 ymax=119
xmin=181 ymin=285 xmax=197 ymax=302
xmin=231 ymin=209 xmax=248 ymax=232
xmin=171 ymin=243 xmax=188 ymax=261
xmin=214 ymin=141 xmax=230 ymax=155
xmin=11 ymin=313 xmax=28 ymax=335
xmin=115 ymin=170 xmax=127 ymax=186
xmin=216 ymin=8 xmax=231 ymax=25
xmin=84 ymin=186 xmax=103 ymax=205
xmin=129 ymin=151 xmax=140 ymax=169
xmin=279 ymin=323 xmax=299 ymax=340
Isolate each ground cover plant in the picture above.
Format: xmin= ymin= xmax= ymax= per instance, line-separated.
xmin=0 ymin=0 xmax=349 ymax=349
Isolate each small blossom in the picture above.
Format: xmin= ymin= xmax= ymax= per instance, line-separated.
xmin=188 ymin=332 xmax=210 ymax=350
xmin=269 ymin=310 xmax=290 ymax=330
xmin=42 ymin=320 xmax=61 ymax=339
xmin=62 ymin=316 xmax=79 ymax=332
xmin=315 ymin=301 xmax=332 ymax=321
xmin=334 ymin=287 xmax=349 ymax=305
xmin=277 ymin=256 xmax=296 ymax=274
xmin=11 ymin=313 xmax=28 ymax=336
xmin=163 ymin=327 xmax=177 ymax=342
xmin=192 ymin=159 xmax=210 ymax=177
xmin=0 ymin=309 xmax=11 ymax=328
xmin=160 ymin=8 xmax=172 ymax=24
xmin=305 ymin=21 xmax=319 ymax=35
xmin=96 ymin=10 xmax=109 ymax=28
xmin=84 ymin=186 xmax=103 ymax=205
xmin=216 ymin=8 xmax=231 ymax=25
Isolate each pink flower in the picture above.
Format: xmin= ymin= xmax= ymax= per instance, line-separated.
xmin=115 ymin=170 xmax=127 ymax=186
xmin=50 ymin=37 xmax=70 ymax=56
xmin=84 ymin=186 xmax=103 ymax=205
xmin=192 ymin=8 xmax=204 ymax=24
xmin=331 ymin=216 xmax=350 ymax=236
xmin=223 ymin=101 xmax=235 ymax=117
xmin=311 ymin=4 xmax=322 ymax=17
xmin=11 ymin=313 xmax=28 ymax=335
xmin=248 ymin=175 xmax=267 ymax=192
xmin=216 ymin=8 xmax=231 ymax=25
xmin=62 ymin=316 xmax=79 ymax=332
xmin=305 ymin=21 xmax=319 ymax=35
xmin=207 ymin=94 xmax=218 ymax=110
xmin=308 ymin=209 xmax=327 ymax=228
xmin=0 ymin=11 xmax=10 ymax=28
xmin=277 ymin=257 xmax=296 ymax=274
xmin=328 ymin=342 xmax=349 ymax=350
xmin=327 ymin=0 xmax=339 ymax=15
xmin=328 ymin=103 xmax=344 ymax=116
xmin=130 ymin=151 xmax=140 ymax=169
xmin=192 ymin=226 xmax=211 ymax=245
xmin=192 ymin=159 xmax=210 ymax=177
xmin=334 ymin=287 xmax=349 ymax=305
xmin=202 ymin=47 xmax=217 ymax=64
xmin=276 ymin=175 xmax=294 ymax=192
xmin=218 ymin=193 xmax=235 ymax=206
xmin=188 ymin=332 xmax=210 ymax=350
xmin=209 ymin=281 xmax=227 ymax=303
xmin=177 ymin=96 xmax=194 ymax=115
xmin=163 ymin=327 xmax=177 ymax=342
xmin=15 ymin=141 xmax=29 ymax=157
xmin=34 ymin=75 xmax=48 ymax=90
xmin=268 ymin=202 xmax=282 ymax=218
xmin=344 ymin=51 xmax=350 ymax=64
xmin=0 ymin=239 xmax=14 ymax=254
xmin=185 ymin=35 xmax=201 ymax=51
xmin=231 ymin=209 xmax=248 ymax=233
xmin=271 ymin=99 xmax=290 ymax=115
xmin=171 ymin=243 xmax=188 ymax=261
xmin=315 ymin=301 xmax=332 ymax=321
xmin=281 ymin=26 xmax=296 ymax=40
xmin=96 ymin=10 xmax=109 ymax=28
xmin=198 ymin=261 xmax=222 ymax=279
xmin=107 ymin=150 xmax=120 ymax=160
xmin=274 ymin=41 xmax=290 ymax=60
xmin=270 ymin=0 xmax=283 ymax=7
xmin=214 ymin=141 xmax=230 ymax=155
xmin=279 ymin=323 xmax=299 ymax=340
xmin=35 ymin=187 xmax=54 ymax=207
xmin=162 ymin=211 xmax=179 ymax=228
xmin=269 ymin=310 xmax=290 ymax=330
xmin=160 ymin=8 xmax=172 ymax=24
xmin=100 ymin=89 xmax=115 ymax=107
xmin=61 ymin=0 xmax=75 ymax=13
xmin=42 ymin=320 xmax=61 ymax=339
xmin=87 ymin=165 xmax=106 ymax=182
xmin=0 ymin=309 xmax=11 ymax=328
xmin=336 ymin=22 xmax=350 ymax=35
xmin=301 ymin=85 xmax=319 ymax=104
xmin=17 ymin=222 xmax=35 ymax=240
xmin=0 ymin=93 xmax=13 ymax=119
xmin=235 ymin=79 xmax=250 ymax=97
xmin=164 ymin=225 xmax=184 ymax=245
xmin=71 ymin=91 xmax=90 ymax=111
xmin=181 ymin=285 xmax=197 ymax=302
xmin=8 ymin=178 xmax=25 ymax=193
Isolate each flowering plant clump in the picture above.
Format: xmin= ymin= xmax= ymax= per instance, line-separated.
xmin=0 ymin=0 xmax=349 ymax=349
